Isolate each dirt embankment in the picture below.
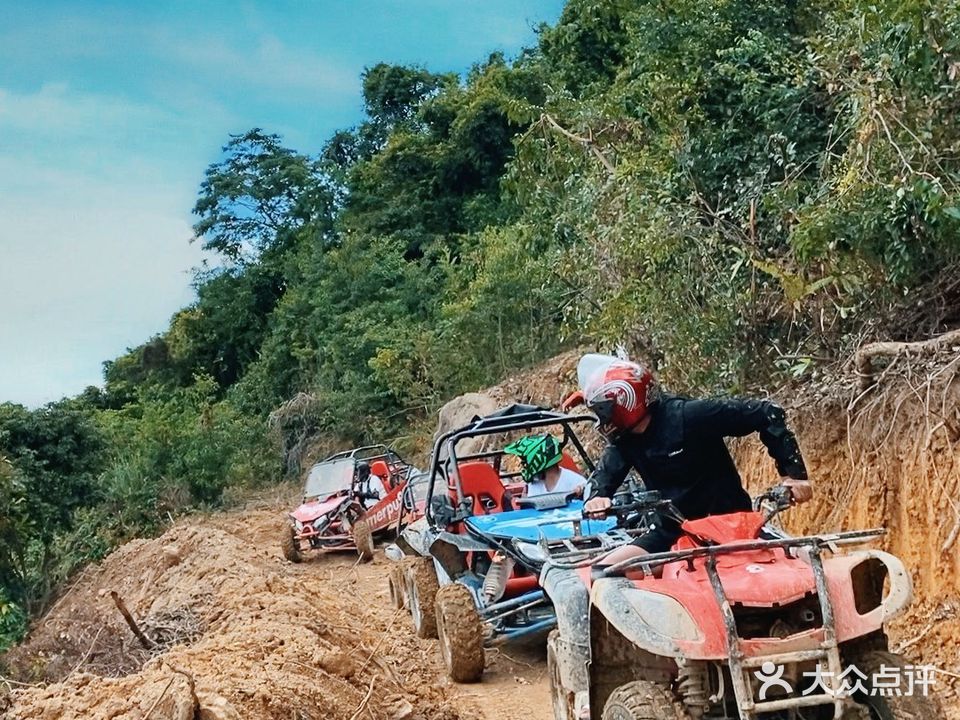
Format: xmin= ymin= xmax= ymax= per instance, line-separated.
xmin=734 ymin=353 xmax=960 ymax=708
xmin=0 ymin=484 xmax=549 ymax=720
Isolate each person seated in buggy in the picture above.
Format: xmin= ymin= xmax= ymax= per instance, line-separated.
xmin=354 ymin=460 xmax=388 ymax=506
xmin=504 ymin=433 xmax=587 ymax=498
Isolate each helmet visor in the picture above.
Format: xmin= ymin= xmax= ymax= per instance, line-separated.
xmin=576 ymin=354 xmax=621 ymax=393
xmin=587 ymin=398 xmax=615 ymax=425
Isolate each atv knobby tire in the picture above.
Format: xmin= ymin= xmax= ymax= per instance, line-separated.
xmin=601 ymin=680 xmax=690 ymax=720
xmin=435 ymin=583 xmax=485 ymax=683
xmin=281 ymin=525 xmax=302 ymax=563
xmin=353 ymin=519 xmax=375 ymax=562
xmin=388 ymin=559 xmax=412 ymax=610
xmin=843 ymin=650 xmax=944 ymax=720
xmin=406 ymin=558 xmax=439 ymax=638
xmin=547 ymin=629 xmax=575 ymax=720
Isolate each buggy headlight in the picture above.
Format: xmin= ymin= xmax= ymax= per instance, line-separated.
xmin=515 ymin=541 xmax=546 ymax=563
xmin=313 ymin=517 xmax=330 ymax=531
xmin=294 ymin=520 xmax=304 ymax=531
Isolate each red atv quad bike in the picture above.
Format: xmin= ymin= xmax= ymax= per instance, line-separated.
xmin=281 ymin=445 xmax=418 ymax=563
xmin=543 ymin=485 xmax=944 ymax=720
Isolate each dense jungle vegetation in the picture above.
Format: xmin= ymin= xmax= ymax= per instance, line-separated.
xmin=2 ymin=0 xmax=959 ymax=647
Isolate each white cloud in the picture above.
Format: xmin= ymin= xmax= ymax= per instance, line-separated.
xmin=155 ymin=31 xmax=358 ymax=100
xmin=0 ymin=82 xmax=170 ymax=135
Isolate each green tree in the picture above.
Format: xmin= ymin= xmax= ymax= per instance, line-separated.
xmin=192 ymin=129 xmax=337 ymax=263
xmin=0 ymin=403 xmax=104 ymax=611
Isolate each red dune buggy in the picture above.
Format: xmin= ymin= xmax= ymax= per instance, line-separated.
xmin=281 ymin=445 xmax=418 ymax=563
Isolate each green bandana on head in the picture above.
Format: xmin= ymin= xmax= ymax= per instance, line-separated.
xmin=504 ymin=434 xmax=563 ymax=482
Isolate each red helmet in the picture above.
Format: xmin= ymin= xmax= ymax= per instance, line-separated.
xmin=562 ymin=354 xmax=658 ymax=432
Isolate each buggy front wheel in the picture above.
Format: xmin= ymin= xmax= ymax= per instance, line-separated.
xmin=435 ymin=583 xmax=485 ymax=683
xmin=406 ymin=558 xmax=439 ymax=638
xmin=388 ymin=560 xmax=410 ymax=610
xmin=353 ymin=519 xmax=374 ymax=562
xmin=281 ymin=525 xmax=302 ymax=563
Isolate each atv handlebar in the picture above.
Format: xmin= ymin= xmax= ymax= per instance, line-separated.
xmin=585 ymin=483 xmax=795 ymax=526
xmin=582 ymin=489 xmax=686 ymax=528
xmin=754 ymin=484 xmax=795 ymax=521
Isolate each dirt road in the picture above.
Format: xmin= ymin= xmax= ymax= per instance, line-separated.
xmin=210 ymin=499 xmax=554 ymax=720
xmin=4 ymin=486 xmax=958 ymax=718
xmin=1 ymin=494 xmax=553 ymax=720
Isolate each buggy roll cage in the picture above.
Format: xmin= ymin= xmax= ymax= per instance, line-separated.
xmin=323 ymin=444 xmax=404 ymax=464
xmin=313 ymin=445 xmax=413 ymax=499
xmin=424 ymin=405 xmax=598 ymax=526
xmin=322 ymin=445 xmax=411 ymax=480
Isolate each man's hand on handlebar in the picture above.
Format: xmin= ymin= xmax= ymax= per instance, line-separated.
xmin=783 ymin=479 xmax=813 ymax=504
xmin=583 ymin=496 xmax=612 ymax=518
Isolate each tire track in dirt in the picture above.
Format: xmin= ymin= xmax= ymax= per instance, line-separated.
xmin=211 ymin=501 xmax=554 ymax=720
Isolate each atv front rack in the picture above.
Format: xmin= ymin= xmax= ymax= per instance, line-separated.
xmin=534 ymin=522 xmax=648 ymax=564
xmin=605 ymin=529 xmax=885 ymax=720
xmin=601 ymin=528 xmax=885 ymax=577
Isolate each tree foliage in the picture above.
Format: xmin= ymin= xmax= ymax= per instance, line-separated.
xmin=192 ymin=129 xmax=337 ymax=263
xmin=5 ymin=0 xmax=960 ymax=651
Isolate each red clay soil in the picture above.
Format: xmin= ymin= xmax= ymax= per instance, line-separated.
xmin=0 ymin=487 xmax=550 ymax=720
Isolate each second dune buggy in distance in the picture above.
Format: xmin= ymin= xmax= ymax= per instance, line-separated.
xmin=389 ymin=405 xmax=657 ymax=682
xmin=281 ymin=445 xmax=418 ymax=563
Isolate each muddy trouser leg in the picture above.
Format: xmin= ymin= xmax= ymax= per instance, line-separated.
xmin=541 ymin=566 xmax=591 ymax=717
xmin=630 ymin=520 xmax=681 ymax=553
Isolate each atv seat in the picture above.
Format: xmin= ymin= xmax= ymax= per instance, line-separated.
xmin=455 ymin=461 xmax=513 ymax=515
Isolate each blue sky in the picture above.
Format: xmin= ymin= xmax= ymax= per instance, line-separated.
xmin=0 ymin=0 xmax=565 ymax=407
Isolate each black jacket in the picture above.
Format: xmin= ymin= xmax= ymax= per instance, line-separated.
xmin=591 ymin=395 xmax=807 ymax=523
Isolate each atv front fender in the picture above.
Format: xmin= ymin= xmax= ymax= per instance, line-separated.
xmin=827 ymin=549 xmax=913 ymax=643
xmin=398 ymin=517 xmax=433 ymax=556
xmin=591 ymin=577 xmax=701 ymax=659
xmin=541 ymin=566 xmax=591 ymax=697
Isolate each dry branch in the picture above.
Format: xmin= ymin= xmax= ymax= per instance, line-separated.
xmin=143 ymin=674 xmax=177 ymax=719
xmin=539 ymin=113 xmax=617 ymax=175
xmin=110 ymin=591 xmax=156 ymax=650
xmin=854 ymin=328 xmax=960 ymax=389
xmin=349 ymin=677 xmax=376 ymax=720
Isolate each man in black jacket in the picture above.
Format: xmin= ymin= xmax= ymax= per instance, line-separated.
xmin=562 ymin=354 xmax=812 ymax=563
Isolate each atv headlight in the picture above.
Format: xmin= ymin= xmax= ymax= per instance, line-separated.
xmin=620 ymin=588 xmax=702 ymax=642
